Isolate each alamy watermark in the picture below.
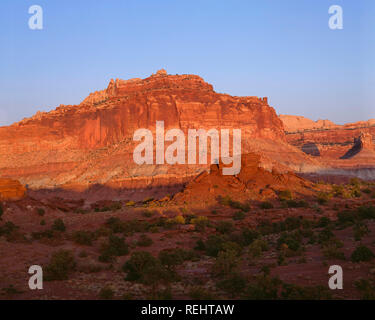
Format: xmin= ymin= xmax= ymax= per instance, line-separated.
xmin=328 ymin=5 xmax=343 ymax=30
xmin=28 ymin=5 xmax=43 ymax=30
xmin=133 ymin=121 xmax=242 ymax=175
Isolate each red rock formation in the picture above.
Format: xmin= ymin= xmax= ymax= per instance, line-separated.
xmin=0 ymin=179 xmax=26 ymax=200
xmin=1 ymin=70 xmax=316 ymax=193
xmin=173 ymin=153 xmax=313 ymax=205
xmin=280 ymin=115 xmax=375 ymax=160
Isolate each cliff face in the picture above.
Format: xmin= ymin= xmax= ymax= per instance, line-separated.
xmin=0 ymin=179 xmax=26 ymax=201
xmin=281 ymin=115 xmax=375 ymax=158
xmin=280 ymin=115 xmax=375 ymax=172
xmin=0 ymin=70 xmax=292 ymax=191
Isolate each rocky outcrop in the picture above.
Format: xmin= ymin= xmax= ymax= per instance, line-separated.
xmin=173 ymin=153 xmax=313 ymax=205
xmin=281 ymin=115 xmax=375 ymax=160
xmin=341 ymin=132 xmax=375 ymax=159
xmin=0 ymin=179 xmax=26 ymax=200
xmin=1 ymin=70 xmax=307 ymax=193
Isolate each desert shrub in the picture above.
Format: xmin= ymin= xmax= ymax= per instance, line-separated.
xmin=215 ymin=221 xmax=234 ymax=234
xmin=105 ymin=217 xmax=125 ymax=233
xmin=197 ymin=235 xmax=225 ymax=257
xmin=216 ymin=273 xmax=247 ymax=297
xmin=317 ymin=192 xmax=330 ymax=205
xmin=37 ymin=208 xmax=45 ymax=216
xmin=277 ymin=231 xmax=302 ymax=252
xmin=0 ymin=221 xmax=18 ymax=237
xmin=44 ymin=250 xmax=76 ymax=281
xmin=355 ymin=279 xmax=375 ymax=300
xmin=284 ymin=200 xmax=308 ymax=208
xmin=351 ymin=245 xmax=375 ymax=262
xmin=260 ymin=201 xmax=273 ymax=209
xmin=99 ymin=234 xmax=129 ymax=262
xmin=248 ymin=239 xmax=269 ymax=258
xmin=332 ymin=185 xmax=345 ymax=197
xmin=72 ymin=230 xmax=94 ymax=246
xmin=362 ymin=188 xmax=372 ymax=194
xmin=0 ymin=204 xmax=3 ymax=220
xmin=317 ymin=217 xmax=331 ymax=228
xmin=284 ymin=217 xmax=302 ymax=231
xmin=142 ymin=210 xmax=154 ymax=218
xmin=99 ymin=286 xmax=114 ymax=300
xmin=191 ymin=216 xmax=209 ymax=232
xmin=189 ymin=286 xmax=215 ymax=300
xmin=122 ymin=220 xmax=150 ymax=235
xmin=52 ymin=219 xmax=66 ymax=232
xmin=233 ymin=211 xmax=245 ymax=221
xmin=357 ymin=206 xmax=375 ymax=220
xmin=137 ymin=234 xmax=153 ymax=247
xmin=123 ymin=251 xmax=169 ymax=285
xmin=31 ymin=229 xmax=55 ymax=240
xmin=353 ymin=222 xmax=370 ymax=241
xmin=159 ymin=248 xmax=196 ymax=271
xmin=350 ymin=177 xmax=361 ymax=187
xmin=317 ymin=227 xmax=335 ymax=245
xmin=125 ymin=201 xmax=136 ymax=207
xmin=242 ymin=275 xmax=282 ymax=300
xmin=40 ymin=219 xmax=46 ymax=226
xmin=337 ymin=210 xmax=356 ymax=227
xmin=351 ymin=188 xmax=362 ymax=198
xmin=173 ymin=215 xmax=186 ymax=224
xmin=212 ymin=249 xmax=239 ymax=276
xmin=220 ymin=196 xmax=249 ymax=212
xmin=322 ymin=241 xmax=345 ymax=260
xmin=280 ymin=283 xmax=332 ymax=300
xmin=239 ymin=229 xmax=260 ymax=246
xmin=148 ymin=287 xmax=173 ymax=300
xmin=278 ymin=190 xmax=293 ymax=201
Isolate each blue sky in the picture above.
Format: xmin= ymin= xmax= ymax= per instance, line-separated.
xmin=0 ymin=0 xmax=374 ymax=126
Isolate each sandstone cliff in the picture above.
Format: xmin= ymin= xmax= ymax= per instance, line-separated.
xmin=1 ymin=70 xmax=314 ymax=193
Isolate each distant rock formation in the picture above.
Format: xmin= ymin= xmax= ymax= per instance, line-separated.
xmin=0 ymin=179 xmax=26 ymax=201
xmin=281 ymin=114 xmax=375 ymax=164
xmin=341 ymin=132 xmax=375 ymax=159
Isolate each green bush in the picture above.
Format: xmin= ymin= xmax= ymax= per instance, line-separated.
xmin=72 ymin=230 xmax=94 ymax=246
xmin=277 ymin=231 xmax=302 ymax=252
xmin=0 ymin=204 xmax=3 ymax=220
xmin=216 ymin=273 xmax=247 ymax=297
xmin=233 ymin=211 xmax=245 ymax=221
xmin=37 ymin=208 xmax=45 ymax=216
xmin=243 ymin=275 xmax=281 ymax=300
xmin=284 ymin=200 xmax=308 ymax=208
xmin=353 ymin=222 xmax=370 ymax=241
xmin=215 ymin=221 xmax=234 ymax=234
xmin=355 ymin=279 xmax=375 ymax=300
xmin=189 ymin=286 xmax=215 ymax=300
xmin=212 ymin=249 xmax=239 ymax=276
xmin=99 ymin=234 xmax=129 ymax=262
xmin=159 ymin=248 xmax=196 ymax=271
xmin=280 ymin=283 xmax=332 ymax=300
xmin=278 ymin=190 xmax=293 ymax=201
xmin=260 ymin=201 xmax=273 ymax=210
xmin=45 ymin=250 xmax=76 ymax=281
xmin=351 ymin=245 xmax=375 ymax=262
xmin=105 ymin=217 xmax=125 ymax=233
xmin=240 ymin=229 xmax=260 ymax=246
xmin=99 ymin=286 xmax=114 ymax=300
xmin=52 ymin=219 xmax=66 ymax=232
xmin=137 ymin=234 xmax=153 ymax=247
xmin=220 ymin=196 xmax=249 ymax=212
xmin=123 ymin=251 xmax=169 ymax=285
